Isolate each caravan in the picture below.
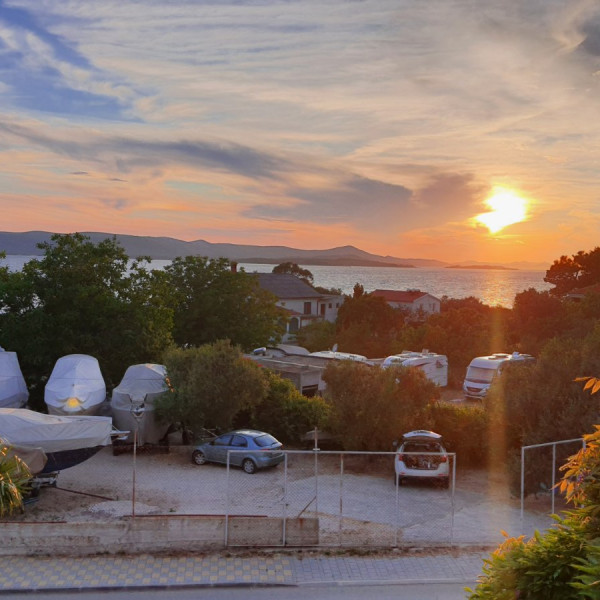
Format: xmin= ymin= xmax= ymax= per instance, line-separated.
xmin=381 ymin=350 xmax=448 ymax=387
xmin=463 ymin=352 xmax=534 ymax=400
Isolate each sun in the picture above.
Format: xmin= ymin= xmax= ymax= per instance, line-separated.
xmin=475 ymin=188 xmax=529 ymax=234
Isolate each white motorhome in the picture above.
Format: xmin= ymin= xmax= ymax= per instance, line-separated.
xmin=463 ymin=352 xmax=534 ymax=399
xmin=381 ymin=351 xmax=448 ymax=387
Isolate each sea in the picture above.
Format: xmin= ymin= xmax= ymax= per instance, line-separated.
xmin=1 ymin=256 xmax=552 ymax=308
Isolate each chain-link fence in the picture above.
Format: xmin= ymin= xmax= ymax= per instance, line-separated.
xmin=223 ymin=449 xmax=456 ymax=547
xmin=7 ymin=445 xmax=460 ymax=548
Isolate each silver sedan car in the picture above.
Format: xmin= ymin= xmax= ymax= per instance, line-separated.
xmin=191 ymin=429 xmax=284 ymax=474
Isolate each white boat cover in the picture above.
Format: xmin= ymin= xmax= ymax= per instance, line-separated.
xmin=0 ymin=408 xmax=113 ymax=452
xmin=111 ymin=364 xmax=170 ymax=445
xmin=0 ymin=350 xmax=29 ymax=408
xmin=0 ymin=435 xmax=47 ymax=475
xmin=45 ymin=354 xmax=106 ymax=415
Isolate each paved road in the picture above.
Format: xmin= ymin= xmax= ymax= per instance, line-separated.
xmin=0 ymin=583 xmax=474 ymax=599
xmin=0 ymin=550 xmax=485 ymax=594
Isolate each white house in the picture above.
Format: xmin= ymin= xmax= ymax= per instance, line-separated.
xmin=371 ymin=289 xmax=441 ymax=315
xmin=256 ymin=273 xmax=344 ymax=339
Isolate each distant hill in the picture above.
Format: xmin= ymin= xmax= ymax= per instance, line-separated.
xmin=0 ymin=231 xmax=447 ymax=268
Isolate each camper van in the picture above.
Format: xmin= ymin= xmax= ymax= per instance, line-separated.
xmin=463 ymin=352 xmax=534 ymax=400
xmin=381 ymin=351 xmax=448 ymax=387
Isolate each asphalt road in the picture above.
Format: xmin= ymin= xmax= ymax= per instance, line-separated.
xmin=0 ymin=583 xmax=473 ymax=600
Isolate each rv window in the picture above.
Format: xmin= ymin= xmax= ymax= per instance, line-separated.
xmin=466 ymin=366 xmax=496 ymax=383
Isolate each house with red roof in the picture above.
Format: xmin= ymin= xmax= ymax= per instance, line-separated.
xmin=371 ymin=289 xmax=441 ymax=315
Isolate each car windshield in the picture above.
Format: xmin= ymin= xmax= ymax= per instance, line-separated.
xmin=254 ymin=434 xmax=278 ymax=447
xmin=466 ymin=366 xmax=497 ymax=383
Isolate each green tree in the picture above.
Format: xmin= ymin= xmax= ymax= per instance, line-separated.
xmin=544 ymin=247 xmax=600 ymax=296
xmin=420 ymin=305 xmax=510 ymax=386
xmin=335 ymin=293 xmax=404 ymax=357
xmin=295 ymin=320 xmax=337 ymax=352
xmin=0 ymin=234 xmax=173 ymax=407
xmin=242 ymin=370 xmax=330 ymax=444
xmin=166 ymin=256 xmax=284 ymax=350
xmin=0 ymin=445 xmax=32 ymax=517
xmin=156 ymin=340 xmax=268 ymax=437
xmin=322 ymin=361 xmax=437 ymax=450
xmin=272 ymin=262 xmax=314 ymax=285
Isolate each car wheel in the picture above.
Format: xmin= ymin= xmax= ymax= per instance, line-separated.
xmin=242 ymin=458 xmax=257 ymax=474
xmin=192 ymin=450 xmax=207 ymax=465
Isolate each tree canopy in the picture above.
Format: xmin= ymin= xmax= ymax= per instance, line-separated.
xmin=0 ymin=233 xmax=173 ymax=407
xmin=166 ymin=256 xmax=284 ymax=350
xmin=544 ymin=247 xmax=600 ymax=296
xmin=272 ymin=262 xmax=314 ymax=285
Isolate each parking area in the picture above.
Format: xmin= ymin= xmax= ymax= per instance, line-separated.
xmin=6 ymin=446 xmax=554 ymax=547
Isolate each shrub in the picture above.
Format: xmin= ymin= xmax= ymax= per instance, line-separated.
xmin=426 ymin=402 xmax=488 ymax=467
xmin=242 ymin=370 xmax=330 ymax=444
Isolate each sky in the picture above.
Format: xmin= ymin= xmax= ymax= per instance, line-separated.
xmin=0 ymin=0 xmax=599 ymax=265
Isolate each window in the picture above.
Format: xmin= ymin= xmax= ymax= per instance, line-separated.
xmin=303 ymin=301 xmax=311 ymax=314
xmin=289 ymin=317 xmax=299 ymax=333
xmin=214 ymin=435 xmax=232 ymax=446
xmin=328 ymin=303 xmax=332 ymax=308
xmin=231 ymin=435 xmax=248 ymax=447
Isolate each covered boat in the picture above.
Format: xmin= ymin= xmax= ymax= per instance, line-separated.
xmin=0 ymin=348 xmax=29 ymax=408
xmin=45 ymin=354 xmax=106 ymax=415
xmin=111 ymin=364 xmax=170 ymax=445
xmin=0 ymin=408 xmax=113 ymax=474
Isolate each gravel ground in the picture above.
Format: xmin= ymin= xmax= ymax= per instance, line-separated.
xmin=7 ymin=444 xmax=557 ymax=548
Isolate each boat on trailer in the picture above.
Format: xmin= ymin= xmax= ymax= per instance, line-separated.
xmin=0 ymin=408 xmax=118 ymax=475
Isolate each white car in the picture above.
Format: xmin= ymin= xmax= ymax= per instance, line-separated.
xmin=394 ymin=430 xmax=450 ymax=488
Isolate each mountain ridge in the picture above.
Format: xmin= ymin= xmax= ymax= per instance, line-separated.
xmin=0 ymin=231 xmax=549 ymax=270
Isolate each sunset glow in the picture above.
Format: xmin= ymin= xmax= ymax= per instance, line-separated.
xmin=475 ymin=190 xmax=529 ymax=234
xmin=1 ymin=1 xmax=600 ymax=265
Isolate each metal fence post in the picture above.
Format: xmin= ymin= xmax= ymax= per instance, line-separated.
xmin=551 ymin=443 xmax=556 ymax=515
xmin=339 ymin=453 xmax=344 ymax=546
xmin=520 ymin=446 xmax=525 ymax=535
xmin=225 ymin=451 xmax=230 ymax=546
xmin=450 ymin=453 xmax=456 ymax=546
xmin=283 ymin=452 xmax=288 ymax=546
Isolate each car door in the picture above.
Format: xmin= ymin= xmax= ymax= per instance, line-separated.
xmin=229 ymin=434 xmax=249 ymax=466
xmin=210 ymin=434 xmax=233 ymax=464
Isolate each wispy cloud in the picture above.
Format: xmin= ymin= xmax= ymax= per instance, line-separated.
xmin=1 ymin=0 xmax=600 ymax=261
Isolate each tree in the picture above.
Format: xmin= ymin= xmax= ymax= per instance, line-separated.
xmin=241 ymin=369 xmax=330 ymax=443
xmin=166 ymin=256 xmax=284 ymax=350
xmin=322 ymin=360 xmax=437 ymax=450
xmin=510 ymin=288 xmax=570 ymax=354
xmin=155 ymin=340 xmax=268 ymax=437
xmin=295 ymin=320 xmax=337 ymax=352
xmin=335 ymin=293 xmax=404 ymax=357
xmin=544 ymin=247 xmax=600 ymax=296
xmin=0 ymin=234 xmax=173 ymax=408
xmin=0 ymin=445 xmax=32 ymax=517
xmin=272 ymin=262 xmax=314 ymax=285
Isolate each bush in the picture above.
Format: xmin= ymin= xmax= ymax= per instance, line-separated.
xmin=426 ymin=402 xmax=488 ymax=467
xmin=323 ymin=361 xmax=437 ymax=450
xmin=241 ymin=370 xmax=330 ymax=445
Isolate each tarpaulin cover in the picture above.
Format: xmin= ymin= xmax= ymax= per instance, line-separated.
xmin=0 ymin=408 xmax=113 ymax=452
xmin=45 ymin=354 xmax=106 ymax=415
xmin=111 ymin=364 xmax=170 ymax=445
xmin=0 ymin=435 xmax=47 ymax=474
xmin=0 ymin=350 xmax=29 ymax=409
